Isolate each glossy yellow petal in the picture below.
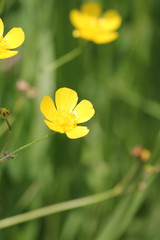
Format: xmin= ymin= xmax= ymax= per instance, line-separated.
xmin=73 ymin=100 xmax=95 ymax=123
xmin=0 ymin=50 xmax=18 ymax=59
xmin=77 ymin=29 xmax=118 ymax=43
xmin=0 ymin=18 xmax=4 ymax=36
xmin=74 ymin=29 xmax=94 ymax=41
xmin=55 ymin=87 xmax=78 ymax=112
xmin=44 ymin=120 xmax=64 ymax=133
xmin=102 ymin=10 xmax=122 ymax=31
xmin=94 ymin=32 xmax=118 ymax=44
xmin=3 ymin=27 xmax=25 ymax=49
xmin=81 ymin=2 xmax=101 ymax=17
xmin=66 ymin=126 xmax=89 ymax=139
xmin=70 ymin=10 xmax=92 ymax=29
xmin=40 ymin=96 xmax=57 ymax=121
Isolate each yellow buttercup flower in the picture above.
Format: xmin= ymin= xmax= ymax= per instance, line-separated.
xmin=40 ymin=87 xmax=95 ymax=139
xmin=70 ymin=2 xmax=122 ymax=44
xmin=0 ymin=18 xmax=25 ymax=59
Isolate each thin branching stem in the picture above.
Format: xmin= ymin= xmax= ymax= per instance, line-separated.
xmin=44 ymin=47 xmax=81 ymax=73
xmin=0 ymin=133 xmax=54 ymax=164
xmin=0 ymin=186 xmax=122 ymax=229
xmin=0 ymin=162 xmax=139 ymax=229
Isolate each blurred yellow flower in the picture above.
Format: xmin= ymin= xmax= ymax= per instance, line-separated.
xmin=131 ymin=146 xmax=151 ymax=161
xmin=0 ymin=18 xmax=25 ymax=59
xmin=40 ymin=87 xmax=95 ymax=139
xmin=140 ymin=149 xmax=151 ymax=161
xmin=70 ymin=2 xmax=122 ymax=44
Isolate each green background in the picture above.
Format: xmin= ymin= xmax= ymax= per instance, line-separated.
xmin=0 ymin=0 xmax=160 ymax=239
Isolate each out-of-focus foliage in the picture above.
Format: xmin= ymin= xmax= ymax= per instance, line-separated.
xmin=0 ymin=0 xmax=160 ymax=239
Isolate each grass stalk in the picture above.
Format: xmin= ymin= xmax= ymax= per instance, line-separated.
xmin=0 ymin=186 xmax=122 ymax=229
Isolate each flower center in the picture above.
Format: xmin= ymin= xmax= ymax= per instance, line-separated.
xmin=54 ymin=110 xmax=78 ymax=133
xmin=0 ymin=37 xmax=8 ymax=53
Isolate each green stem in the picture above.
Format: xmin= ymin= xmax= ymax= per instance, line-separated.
xmin=110 ymin=83 xmax=160 ymax=120
xmin=5 ymin=119 xmax=12 ymax=133
xmin=0 ymin=133 xmax=53 ymax=164
xmin=118 ymin=162 xmax=139 ymax=188
xmin=43 ymin=47 xmax=81 ymax=73
xmin=0 ymin=162 xmax=139 ymax=228
xmin=0 ymin=119 xmax=12 ymax=156
xmin=96 ymin=171 xmax=158 ymax=240
xmin=0 ymin=186 xmax=122 ymax=229
xmin=0 ymin=130 xmax=11 ymax=157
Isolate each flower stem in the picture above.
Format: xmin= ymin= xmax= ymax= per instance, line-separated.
xmin=0 ymin=162 xmax=139 ymax=228
xmin=0 ymin=133 xmax=54 ymax=164
xmin=0 ymin=131 xmax=11 ymax=157
xmin=0 ymin=186 xmax=122 ymax=229
xmin=0 ymin=119 xmax=12 ymax=156
xmin=5 ymin=119 xmax=12 ymax=133
xmin=43 ymin=47 xmax=81 ymax=73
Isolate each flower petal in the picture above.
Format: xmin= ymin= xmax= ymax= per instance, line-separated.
xmin=70 ymin=10 xmax=91 ymax=30
xmin=0 ymin=18 xmax=4 ymax=36
xmin=102 ymin=10 xmax=122 ymax=31
xmin=73 ymin=100 xmax=95 ymax=123
xmin=0 ymin=50 xmax=18 ymax=59
xmin=66 ymin=126 xmax=89 ymax=139
xmin=3 ymin=27 xmax=25 ymax=49
xmin=93 ymin=32 xmax=118 ymax=44
xmin=81 ymin=3 xmax=101 ymax=17
xmin=73 ymin=29 xmax=94 ymax=41
xmin=40 ymin=96 xmax=57 ymax=121
xmin=55 ymin=87 xmax=78 ymax=112
xmin=44 ymin=120 xmax=64 ymax=133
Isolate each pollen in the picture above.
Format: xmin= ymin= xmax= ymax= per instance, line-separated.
xmin=0 ymin=39 xmax=8 ymax=53
xmin=54 ymin=111 xmax=78 ymax=133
